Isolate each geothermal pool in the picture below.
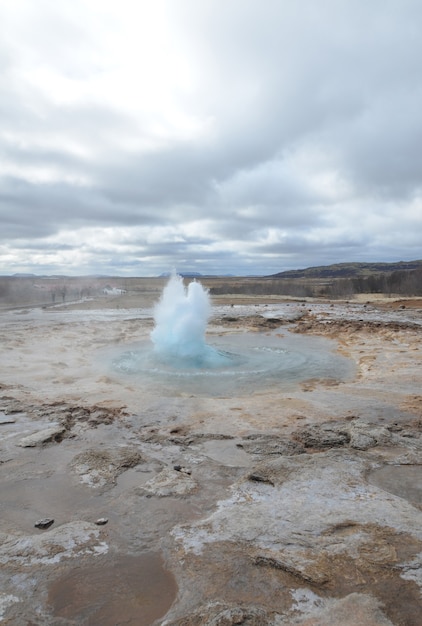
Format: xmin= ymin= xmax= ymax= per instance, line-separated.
xmin=110 ymin=274 xmax=353 ymax=396
xmin=111 ymin=332 xmax=353 ymax=396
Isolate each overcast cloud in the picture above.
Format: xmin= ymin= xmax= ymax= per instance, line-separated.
xmin=1 ymin=0 xmax=421 ymax=276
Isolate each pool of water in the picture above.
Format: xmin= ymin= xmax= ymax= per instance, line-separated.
xmin=109 ymin=330 xmax=354 ymax=396
xmin=368 ymin=465 xmax=422 ymax=506
xmin=48 ymin=553 xmax=177 ymax=626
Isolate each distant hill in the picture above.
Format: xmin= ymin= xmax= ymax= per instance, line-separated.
xmin=12 ymin=273 xmax=37 ymax=278
xmin=269 ymin=260 xmax=422 ymax=279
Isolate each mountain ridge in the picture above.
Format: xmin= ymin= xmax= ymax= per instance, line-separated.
xmin=268 ymin=260 xmax=422 ymax=279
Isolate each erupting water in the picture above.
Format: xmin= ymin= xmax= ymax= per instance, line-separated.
xmin=150 ymin=273 xmax=230 ymax=368
xmin=111 ymin=273 xmax=354 ymax=395
xmin=151 ymin=273 xmax=209 ymax=359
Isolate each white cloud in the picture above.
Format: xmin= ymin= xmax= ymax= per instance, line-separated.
xmin=1 ymin=0 xmax=422 ymax=275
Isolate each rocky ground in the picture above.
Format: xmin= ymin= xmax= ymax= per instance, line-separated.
xmin=0 ymin=290 xmax=421 ymax=625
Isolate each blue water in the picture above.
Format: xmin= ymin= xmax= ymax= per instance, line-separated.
xmin=111 ymin=330 xmax=354 ymax=396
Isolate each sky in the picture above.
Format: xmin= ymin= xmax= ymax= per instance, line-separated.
xmin=1 ymin=0 xmax=422 ymax=277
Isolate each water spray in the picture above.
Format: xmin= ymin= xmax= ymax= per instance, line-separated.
xmin=151 ymin=272 xmax=211 ymax=360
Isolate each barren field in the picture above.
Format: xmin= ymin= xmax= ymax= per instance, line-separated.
xmin=0 ymin=279 xmax=421 ymax=625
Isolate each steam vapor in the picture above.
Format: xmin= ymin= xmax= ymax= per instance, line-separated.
xmin=150 ymin=272 xmax=211 ymax=360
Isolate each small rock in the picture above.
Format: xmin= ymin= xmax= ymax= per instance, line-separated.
xmin=18 ymin=425 xmax=65 ymax=447
xmin=34 ymin=518 xmax=54 ymax=530
xmin=70 ymin=447 xmax=143 ymax=489
xmin=143 ymin=467 xmax=196 ymax=496
xmin=173 ymin=464 xmax=191 ymax=475
xmin=248 ymin=473 xmax=275 ymax=486
xmin=350 ymin=432 xmax=376 ymax=450
xmin=294 ymin=423 xmax=350 ymax=449
xmin=349 ymin=422 xmax=391 ymax=451
xmin=95 ymin=518 xmax=108 ymax=526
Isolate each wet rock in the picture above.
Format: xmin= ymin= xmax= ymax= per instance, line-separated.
xmin=400 ymin=555 xmax=422 ymax=590
xmin=253 ymin=554 xmax=329 ymax=585
xmin=293 ymin=315 xmax=420 ymax=337
xmin=215 ymin=314 xmax=285 ymax=330
xmin=248 ymin=472 xmax=275 ymax=486
xmin=165 ymin=601 xmax=276 ymax=625
xmin=173 ymin=465 xmax=192 ymax=475
xmin=0 ymin=399 xmax=129 ymax=433
xmin=58 ymin=403 xmax=128 ymax=429
xmin=349 ymin=422 xmax=391 ymax=450
xmin=140 ymin=428 xmax=236 ymax=448
xmin=70 ymin=446 xmax=143 ymax=489
xmin=293 ymin=422 xmax=350 ymax=449
xmin=281 ymin=592 xmax=395 ymax=625
xmin=240 ymin=435 xmax=304 ymax=456
xmin=34 ymin=518 xmax=54 ymax=530
xmin=254 ymin=316 xmax=284 ymax=329
xmin=143 ymin=467 xmax=197 ymax=497
xmin=0 ymin=594 xmax=20 ymax=621
xmin=0 ymin=413 xmax=16 ymax=425
xmin=172 ymin=450 xmax=422 ymax=615
xmin=0 ymin=521 xmax=108 ymax=566
xmin=194 ymin=433 xmax=235 ymax=441
xmin=349 ymin=431 xmax=379 ymax=451
xmin=17 ymin=424 xmax=65 ymax=447
xmin=292 ymin=420 xmax=395 ymax=452
xmin=221 ymin=316 xmax=238 ymax=323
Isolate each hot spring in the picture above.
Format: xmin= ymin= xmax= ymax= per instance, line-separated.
xmin=111 ymin=274 xmax=353 ymax=396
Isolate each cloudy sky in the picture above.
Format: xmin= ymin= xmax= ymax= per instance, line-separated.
xmin=1 ymin=0 xmax=421 ymax=276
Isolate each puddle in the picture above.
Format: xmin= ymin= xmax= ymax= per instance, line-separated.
xmin=0 ymin=472 xmax=102 ymax=533
xmin=368 ymin=465 xmax=422 ymax=505
xmin=48 ymin=553 xmax=177 ymax=625
xmin=195 ymin=439 xmax=252 ymax=467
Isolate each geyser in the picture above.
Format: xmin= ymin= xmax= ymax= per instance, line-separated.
xmin=110 ymin=275 xmax=354 ymax=396
xmin=151 ymin=273 xmax=210 ymax=359
xmin=150 ymin=273 xmax=230 ymax=368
